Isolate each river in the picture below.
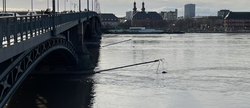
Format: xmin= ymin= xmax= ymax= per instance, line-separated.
xmin=6 ymin=33 xmax=250 ymax=108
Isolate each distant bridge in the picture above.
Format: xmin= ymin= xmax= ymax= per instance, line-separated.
xmin=0 ymin=10 xmax=102 ymax=107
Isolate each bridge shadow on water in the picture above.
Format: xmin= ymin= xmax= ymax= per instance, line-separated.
xmin=5 ymin=75 xmax=96 ymax=108
xmin=4 ymin=41 xmax=101 ymax=108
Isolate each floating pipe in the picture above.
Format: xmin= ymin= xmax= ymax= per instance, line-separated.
xmin=95 ymin=59 xmax=160 ymax=73
xmin=102 ymin=39 xmax=131 ymax=47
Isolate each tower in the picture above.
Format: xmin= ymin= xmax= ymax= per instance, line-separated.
xmin=141 ymin=2 xmax=145 ymax=12
xmin=133 ymin=2 xmax=137 ymax=15
xmin=184 ymin=4 xmax=195 ymax=18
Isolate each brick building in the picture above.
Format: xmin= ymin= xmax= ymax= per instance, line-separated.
xmin=224 ymin=12 xmax=250 ymax=31
xmin=131 ymin=2 xmax=164 ymax=28
xmin=99 ymin=13 xmax=119 ymax=28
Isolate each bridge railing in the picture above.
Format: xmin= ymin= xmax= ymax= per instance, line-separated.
xmin=0 ymin=11 xmax=97 ymax=48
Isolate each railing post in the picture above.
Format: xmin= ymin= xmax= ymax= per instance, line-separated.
xmin=6 ymin=18 xmax=10 ymax=46
xmin=41 ymin=15 xmax=44 ymax=34
xmin=0 ymin=19 xmax=2 ymax=48
xmin=14 ymin=13 xmax=18 ymax=43
xmin=38 ymin=16 xmax=41 ymax=35
xmin=34 ymin=16 xmax=37 ymax=36
xmin=30 ymin=13 xmax=33 ymax=38
xmin=25 ymin=17 xmax=28 ymax=40
xmin=20 ymin=17 xmax=23 ymax=41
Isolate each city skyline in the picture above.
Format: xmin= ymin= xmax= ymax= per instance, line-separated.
xmin=1 ymin=0 xmax=250 ymax=17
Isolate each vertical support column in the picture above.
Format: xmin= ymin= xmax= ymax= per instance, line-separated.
xmin=89 ymin=18 xmax=93 ymax=38
xmin=67 ymin=31 xmax=69 ymax=42
xmin=78 ymin=22 xmax=84 ymax=45
xmin=0 ymin=19 xmax=2 ymax=47
xmin=73 ymin=26 xmax=78 ymax=49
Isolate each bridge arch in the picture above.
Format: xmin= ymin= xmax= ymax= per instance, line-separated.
xmin=0 ymin=37 xmax=78 ymax=107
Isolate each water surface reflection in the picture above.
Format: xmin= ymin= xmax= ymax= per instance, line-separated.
xmin=6 ymin=75 xmax=95 ymax=108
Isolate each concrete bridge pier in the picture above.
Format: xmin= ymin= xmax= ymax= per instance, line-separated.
xmin=75 ymin=22 xmax=95 ymax=72
xmin=89 ymin=17 xmax=102 ymax=41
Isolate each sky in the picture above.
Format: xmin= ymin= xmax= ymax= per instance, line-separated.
xmin=2 ymin=0 xmax=250 ymax=17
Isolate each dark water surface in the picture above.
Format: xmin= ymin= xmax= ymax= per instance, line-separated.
xmin=6 ymin=33 xmax=250 ymax=108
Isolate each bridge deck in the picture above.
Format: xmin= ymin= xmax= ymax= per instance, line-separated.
xmin=0 ymin=11 xmax=98 ymax=63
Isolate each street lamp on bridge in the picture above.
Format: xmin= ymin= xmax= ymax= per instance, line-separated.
xmin=2 ymin=0 xmax=6 ymax=13
xmin=64 ymin=0 xmax=68 ymax=11
xmin=47 ymin=0 xmax=49 ymax=9
xmin=31 ymin=0 xmax=33 ymax=11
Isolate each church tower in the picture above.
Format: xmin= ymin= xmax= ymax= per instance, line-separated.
xmin=133 ymin=2 xmax=137 ymax=15
xmin=141 ymin=2 xmax=145 ymax=12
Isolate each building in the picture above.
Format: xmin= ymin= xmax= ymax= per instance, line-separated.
xmin=193 ymin=16 xmax=224 ymax=31
xmin=160 ymin=11 xmax=167 ymax=20
xmin=131 ymin=2 xmax=163 ymax=28
xmin=184 ymin=4 xmax=195 ymax=18
xmin=99 ymin=13 xmax=119 ymax=28
xmin=160 ymin=9 xmax=178 ymax=21
xmin=167 ymin=9 xmax=178 ymax=21
xmin=218 ymin=10 xmax=230 ymax=18
xmin=118 ymin=17 xmax=126 ymax=23
xmin=126 ymin=11 xmax=133 ymax=20
xmin=224 ymin=12 xmax=250 ymax=31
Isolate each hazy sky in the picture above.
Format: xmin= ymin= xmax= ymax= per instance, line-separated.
xmin=2 ymin=0 xmax=250 ymax=17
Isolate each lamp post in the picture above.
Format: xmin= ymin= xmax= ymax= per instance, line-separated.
xmin=87 ymin=0 xmax=89 ymax=21
xmin=70 ymin=1 xmax=72 ymax=10
xmin=74 ymin=3 xmax=78 ymax=12
xmin=47 ymin=0 xmax=49 ymax=9
xmin=57 ymin=0 xmax=59 ymax=12
xmin=3 ymin=0 xmax=6 ymax=13
xmin=79 ymin=0 xmax=81 ymax=12
xmin=64 ymin=0 xmax=68 ymax=11
xmin=52 ymin=0 xmax=56 ymax=37
xmin=31 ymin=0 xmax=33 ymax=11
xmin=87 ymin=0 xmax=89 ymax=11
xmin=3 ymin=0 xmax=4 ymax=12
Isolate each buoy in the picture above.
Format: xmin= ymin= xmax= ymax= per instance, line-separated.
xmin=162 ymin=71 xmax=167 ymax=74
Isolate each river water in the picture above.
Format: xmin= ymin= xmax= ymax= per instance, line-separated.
xmin=6 ymin=33 xmax=250 ymax=108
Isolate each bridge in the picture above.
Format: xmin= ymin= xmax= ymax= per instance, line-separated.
xmin=0 ymin=8 xmax=102 ymax=107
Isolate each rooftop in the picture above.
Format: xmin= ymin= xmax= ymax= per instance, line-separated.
xmin=99 ymin=13 xmax=118 ymax=19
xmin=225 ymin=12 xmax=250 ymax=19
xmin=133 ymin=12 xmax=163 ymax=20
